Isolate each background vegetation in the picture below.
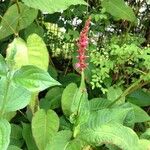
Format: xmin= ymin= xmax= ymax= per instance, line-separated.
xmin=0 ymin=0 xmax=150 ymax=149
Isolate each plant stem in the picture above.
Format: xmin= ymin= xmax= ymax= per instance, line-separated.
xmin=108 ymin=75 xmax=150 ymax=108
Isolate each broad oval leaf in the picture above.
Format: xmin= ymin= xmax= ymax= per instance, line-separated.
xmin=61 ymin=83 xmax=78 ymax=117
xmin=0 ymin=3 xmax=38 ymax=40
xmin=13 ymin=65 xmax=61 ymax=92
xmin=101 ymin=0 xmax=137 ymax=23
xmin=6 ymin=37 xmax=28 ymax=69
xmin=79 ymin=123 xmax=139 ymax=149
xmin=32 ymin=109 xmax=59 ymax=150
xmin=27 ymin=34 xmax=49 ymax=71
xmin=22 ymin=0 xmax=87 ymax=14
xmin=0 ymin=119 xmax=11 ymax=150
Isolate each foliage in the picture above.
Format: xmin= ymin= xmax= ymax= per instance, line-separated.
xmin=0 ymin=0 xmax=149 ymax=150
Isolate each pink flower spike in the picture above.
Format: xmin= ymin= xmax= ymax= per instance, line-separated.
xmin=75 ymin=17 xmax=91 ymax=72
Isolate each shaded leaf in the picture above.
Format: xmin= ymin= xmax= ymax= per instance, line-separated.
xmin=127 ymin=89 xmax=150 ymax=107
xmin=101 ymin=0 xmax=137 ymax=23
xmin=10 ymin=124 xmax=23 ymax=147
xmin=0 ymin=54 xmax=8 ymax=76
xmin=0 ymin=3 xmax=38 ymax=40
xmin=22 ymin=123 xmax=38 ymax=150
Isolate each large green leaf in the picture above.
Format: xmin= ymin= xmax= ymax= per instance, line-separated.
xmin=13 ymin=65 xmax=60 ymax=92
xmin=79 ymin=123 xmax=139 ymax=149
xmin=84 ymin=108 xmax=131 ymax=129
xmin=61 ymin=83 xmax=78 ymax=117
xmin=61 ymin=79 xmax=90 ymax=130
xmin=32 ymin=109 xmax=59 ymax=150
xmin=7 ymin=34 xmax=49 ymax=71
xmin=22 ymin=123 xmax=38 ymax=150
xmin=6 ymin=37 xmax=28 ymax=69
xmin=127 ymin=89 xmax=150 ymax=107
xmin=101 ymin=0 xmax=137 ymax=23
xmin=89 ymin=98 xmax=112 ymax=111
xmin=22 ymin=0 xmax=87 ymax=14
xmin=0 ymin=78 xmax=31 ymax=113
xmin=0 ymin=119 xmax=11 ymax=150
xmin=27 ymin=34 xmax=49 ymax=71
xmin=0 ymin=2 xmax=38 ymax=40
xmin=0 ymin=54 xmax=8 ymax=76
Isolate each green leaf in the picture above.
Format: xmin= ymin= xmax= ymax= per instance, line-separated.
xmin=140 ymin=128 xmax=150 ymax=140
xmin=89 ymin=98 xmax=112 ymax=111
xmin=22 ymin=123 xmax=38 ymax=150
xmin=22 ymin=0 xmax=87 ymax=14
xmin=40 ymin=87 xmax=64 ymax=110
xmin=32 ymin=109 xmax=59 ymax=150
xmin=0 ymin=2 xmax=38 ymax=40
xmin=139 ymin=139 xmax=150 ymax=150
xmin=0 ymin=78 xmax=31 ymax=113
xmin=61 ymin=83 xmax=78 ymax=117
xmin=0 ymin=54 xmax=8 ymax=76
xmin=10 ymin=124 xmax=23 ymax=147
xmin=3 ymin=112 xmax=16 ymax=121
xmin=79 ymin=123 xmax=139 ymax=149
xmin=27 ymin=34 xmax=49 ymax=71
xmin=66 ymin=139 xmax=83 ymax=150
xmin=131 ymin=103 xmax=150 ymax=123
xmin=6 ymin=37 xmax=28 ymax=69
xmin=127 ymin=89 xmax=150 ymax=107
xmin=13 ymin=65 xmax=60 ymax=92
xmin=0 ymin=119 xmax=11 ymax=150
xmin=24 ymin=23 xmax=44 ymax=39
xmin=101 ymin=0 xmax=137 ymax=23
xmin=85 ymin=108 xmax=131 ymax=129
xmin=7 ymin=145 xmax=22 ymax=150
xmin=107 ymin=86 xmax=125 ymax=104
xmin=45 ymin=130 xmax=72 ymax=150
xmin=59 ymin=116 xmax=72 ymax=131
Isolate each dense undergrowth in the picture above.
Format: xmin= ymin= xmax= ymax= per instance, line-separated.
xmin=0 ymin=0 xmax=150 ymax=150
